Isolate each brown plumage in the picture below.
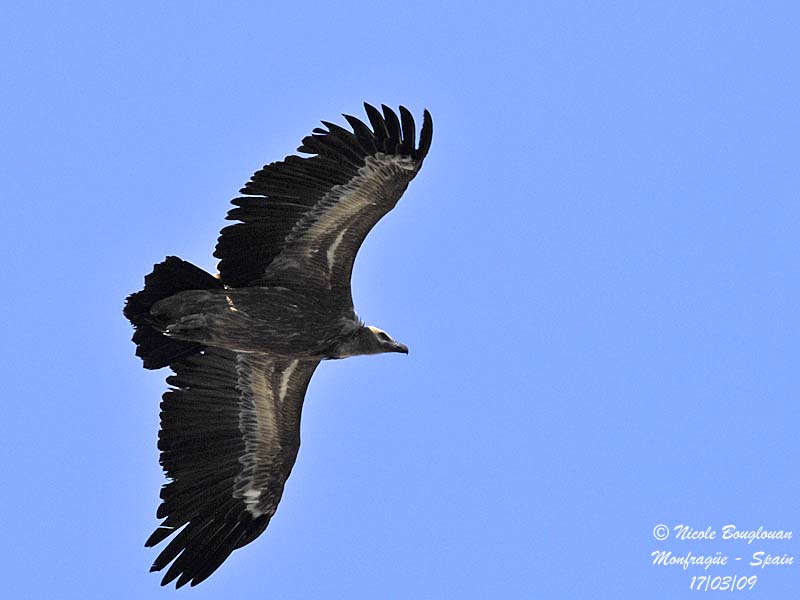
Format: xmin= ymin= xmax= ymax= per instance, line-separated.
xmin=123 ymin=103 xmax=432 ymax=587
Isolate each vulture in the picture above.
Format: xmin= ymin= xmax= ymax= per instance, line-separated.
xmin=123 ymin=103 xmax=433 ymax=587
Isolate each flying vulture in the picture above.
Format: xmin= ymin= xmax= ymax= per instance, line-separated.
xmin=123 ymin=103 xmax=432 ymax=587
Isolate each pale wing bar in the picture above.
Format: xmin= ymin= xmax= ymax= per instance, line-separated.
xmin=261 ymin=152 xmax=419 ymax=296
xmin=233 ymin=355 xmax=317 ymax=518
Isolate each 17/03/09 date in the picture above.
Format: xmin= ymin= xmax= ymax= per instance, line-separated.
xmin=690 ymin=575 xmax=757 ymax=591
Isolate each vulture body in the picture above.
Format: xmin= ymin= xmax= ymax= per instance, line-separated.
xmin=123 ymin=103 xmax=432 ymax=587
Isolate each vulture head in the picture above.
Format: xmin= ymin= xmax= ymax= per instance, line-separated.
xmin=331 ymin=325 xmax=408 ymax=358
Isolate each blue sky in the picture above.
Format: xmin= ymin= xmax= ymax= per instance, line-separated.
xmin=3 ymin=2 xmax=799 ymax=598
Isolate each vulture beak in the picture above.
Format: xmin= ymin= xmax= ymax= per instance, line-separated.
xmin=393 ymin=342 xmax=409 ymax=354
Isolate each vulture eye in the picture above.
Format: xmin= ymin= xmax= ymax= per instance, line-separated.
xmin=377 ymin=332 xmax=390 ymax=342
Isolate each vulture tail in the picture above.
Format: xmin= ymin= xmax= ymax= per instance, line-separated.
xmin=124 ymin=256 xmax=223 ymax=370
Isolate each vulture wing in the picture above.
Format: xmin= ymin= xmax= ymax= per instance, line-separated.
xmin=214 ymin=103 xmax=433 ymax=308
xmin=146 ymin=347 xmax=319 ymax=588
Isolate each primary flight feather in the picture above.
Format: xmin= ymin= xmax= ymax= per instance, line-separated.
xmin=123 ymin=103 xmax=432 ymax=587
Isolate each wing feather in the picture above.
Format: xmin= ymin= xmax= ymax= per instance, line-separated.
xmin=148 ymin=347 xmax=319 ymax=588
xmin=214 ymin=103 xmax=433 ymax=296
xmin=364 ymin=102 xmax=390 ymax=149
xmin=399 ymin=106 xmax=416 ymax=154
xmin=343 ymin=114 xmax=379 ymax=154
xmin=381 ymin=104 xmax=403 ymax=153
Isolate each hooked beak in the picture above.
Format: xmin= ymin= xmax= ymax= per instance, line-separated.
xmin=393 ymin=342 xmax=409 ymax=354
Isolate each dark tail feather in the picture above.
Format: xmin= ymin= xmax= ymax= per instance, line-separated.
xmin=124 ymin=257 xmax=222 ymax=370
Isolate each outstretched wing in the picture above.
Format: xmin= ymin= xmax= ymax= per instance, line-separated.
xmin=146 ymin=348 xmax=319 ymax=588
xmin=214 ymin=103 xmax=433 ymax=307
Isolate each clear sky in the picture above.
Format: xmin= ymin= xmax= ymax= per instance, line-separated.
xmin=3 ymin=2 xmax=799 ymax=598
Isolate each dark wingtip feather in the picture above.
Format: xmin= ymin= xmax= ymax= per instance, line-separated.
xmin=363 ymin=103 xmax=389 ymax=148
xmin=380 ymin=104 xmax=402 ymax=153
xmin=343 ymin=113 xmax=378 ymax=154
xmin=175 ymin=570 xmax=194 ymax=588
xmin=145 ymin=526 xmax=174 ymax=548
xmin=417 ymin=109 xmax=433 ymax=161
xmin=398 ymin=106 xmax=416 ymax=154
xmin=343 ymin=113 xmax=372 ymax=135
